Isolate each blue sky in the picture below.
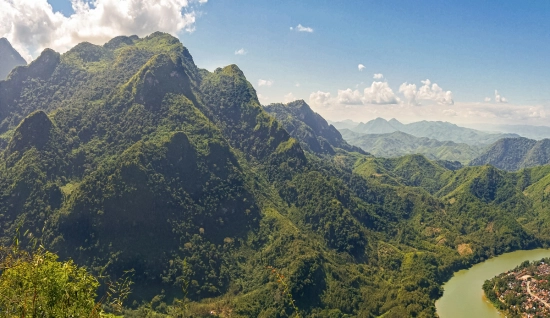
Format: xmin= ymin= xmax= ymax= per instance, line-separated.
xmin=4 ymin=0 xmax=550 ymax=124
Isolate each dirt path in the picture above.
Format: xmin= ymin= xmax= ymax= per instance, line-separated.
xmin=527 ymin=281 xmax=550 ymax=309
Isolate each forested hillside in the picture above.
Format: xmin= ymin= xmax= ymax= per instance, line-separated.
xmin=263 ymin=100 xmax=364 ymax=155
xmin=470 ymin=137 xmax=550 ymax=171
xmin=339 ymin=129 xmax=481 ymax=164
xmin=2 ymin=33 xmax=550 ymax=317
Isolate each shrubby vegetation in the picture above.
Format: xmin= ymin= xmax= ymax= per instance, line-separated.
xmin=2 ymin=32 xmax=550 ymax=317
xmin=0 ymin=240 xmax=106 ymax=317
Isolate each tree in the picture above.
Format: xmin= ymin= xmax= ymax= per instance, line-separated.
xmin=0 ymin=244 xmax=100 ymax=318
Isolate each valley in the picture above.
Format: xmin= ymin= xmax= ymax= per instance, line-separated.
xmin=1 ymin=33 xmax=550 ymax=317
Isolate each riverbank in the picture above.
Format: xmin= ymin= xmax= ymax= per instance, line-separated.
xmin=482 ymin=257 xmax=550 ymax=317
xmin=436 ymin=249 xmax=550 ymax=318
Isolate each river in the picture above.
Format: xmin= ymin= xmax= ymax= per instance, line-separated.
xmin=435 ymin=248 xmax=550 ymax=318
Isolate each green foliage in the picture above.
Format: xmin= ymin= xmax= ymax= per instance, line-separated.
xmin=0 ymin=245 xmax=100 ymax=317
xmin=340 ymin=129 xmax=481 ymax=164
xmin=264 ymin=100 xmax=364 ymax=155
xmin=470 ymin=137 xmax=550 ymax=171
xmin=2 ymin=32 xmax=550 ymax=318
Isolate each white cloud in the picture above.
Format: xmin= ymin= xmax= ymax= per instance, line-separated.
xmin=484 ymin=97 xmax=491 ymax=102
xmin=495 ymin=90 xmax=508 ymax=103
xmin=292 ymin=24 xmax=313 ymax=33
xmin=442 ymin=109 xmax=458 ymax=117
xmin=399 ymin=83 xmax=418 ymax=106
xmin=234 ymin=48 xmax=247 ymax=55
xmin=0 ymin=0 xmax=206 ymax=61
xmin=373 ymin=73 xmax=383 ymax=79
xmin=309 ymin=91 xmax=332 ymax=108
xmin=454 ymin=102 xmax=547 ymax=122
xmin=284 ymin=92 xmax=296 ymax=103
xmin=399 ymin=79 xmax=453 ymax=105
xmin=358 ymin=64 xmax=365 ymax=71
xmin=258 ymin=79 xmax=274 ymax=87
xmin=295 ymin=82 xmax=301 ymax=87
xmin=337 ymin=88 xmax=362 ymax=105
xmin=363 ymin=81 xmax=399 ymax=105
xmin=257 ymin=93 xmax=268 ymax=102
xmin=417 ymin=79 xmax=453 ymax=105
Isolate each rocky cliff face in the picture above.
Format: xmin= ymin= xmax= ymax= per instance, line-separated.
xmin=264 ymin=100 xmax=365 ymax=155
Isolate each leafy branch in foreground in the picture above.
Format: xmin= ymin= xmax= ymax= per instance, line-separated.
xmin=0 ymin=242 xmax=134 ymax=318
xmin=267 ymin=265 xmax=301 ymax=318
xmin=0 ymin=244 xmax=100 ymax=317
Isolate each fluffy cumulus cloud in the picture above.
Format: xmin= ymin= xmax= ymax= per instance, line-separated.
xmin=373 ymin=73 xmax=383 ymax=79
xmin=399 ymin=79 xmax=453 ymax=105
xmin=307 ymin=79 xmax=548 ymax=126
xmin=309 ymin=91 xmax=332 ymax=108
xmin=0 ymin=0 xmax=207 ymax=60
xmin=337 ymin=88 xmax=362 ymax=105
xmin=309 ymin=81 xmax=399 ymax=110
xmin=358 ymin=64 xmax=365 ymax=71
xmin=258 ymin=79 xmax=274 ymax=87
xmin=495 ymin=90 xmax=508 ymax=103
xmin=284 ymin=92 xmax=296 ymax=103
xmin=234 ymin=48 xmax=247 ymax=55
xmin=398 ymin=83 xmax=418 ymax=105
xmin=363 ymin=81 xmax=399 ymax=105
xmin=290 ymin=24 xmax=313 ymax=33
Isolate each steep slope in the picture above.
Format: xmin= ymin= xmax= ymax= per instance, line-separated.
xmin=349 ymin=118 xmax=518 ymax=146
xmin=264 ymin=100 xmax=364 ymax=155
xmin=0 ymin=38 xmax=27 ymax=80
xmin=340 ymin=129 xmax=481 ymax=163
xmin=470 ymin=137 xmax=550 ymax=171
xmin=0 ymin=32 xmax=303 ymax=304
xmin=1 ymin=32 xmax=550 ymax=318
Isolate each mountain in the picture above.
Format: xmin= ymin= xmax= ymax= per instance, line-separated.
xmin=2 ymin=32 xmax=550 ymax=317
xmin=340 ymin=129 xmax=481 ymax=164
xmin=473 ymin=123 xmax=550 ymax=140
xmin=327 ymin=119 xmax=358 ymax=130
xmin=264 ymin=100 xmax=365 ymax=155
xmin=355 ymin=117 xmax=398 ymax=134
xmin=470 ymin=137 xmax=550 ymax=171
xmin=0 ymin=38 xmax=27 ymax=80
xmin=388 ymin=118 xmax=406 ymax=130
xmin=350 ymin=117 xmax=519 ymax=146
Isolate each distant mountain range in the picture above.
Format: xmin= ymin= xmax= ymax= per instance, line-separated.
xmin=467 ymin=123 xmax=550 ymax=140
xmin=3 ymin=32 xmax=550 ymax=316
xmin=469 ymin=137 xmax=550 ymax=171
xmin=264 ymin=100 xmax=364 ymax=155
xmin=0 ymin=38 xmax=27 ymax=80
xmin=337 ymin=118 xmax=520 ymax=146
xmin=340 ymin=129 xmax=481 ymax=164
